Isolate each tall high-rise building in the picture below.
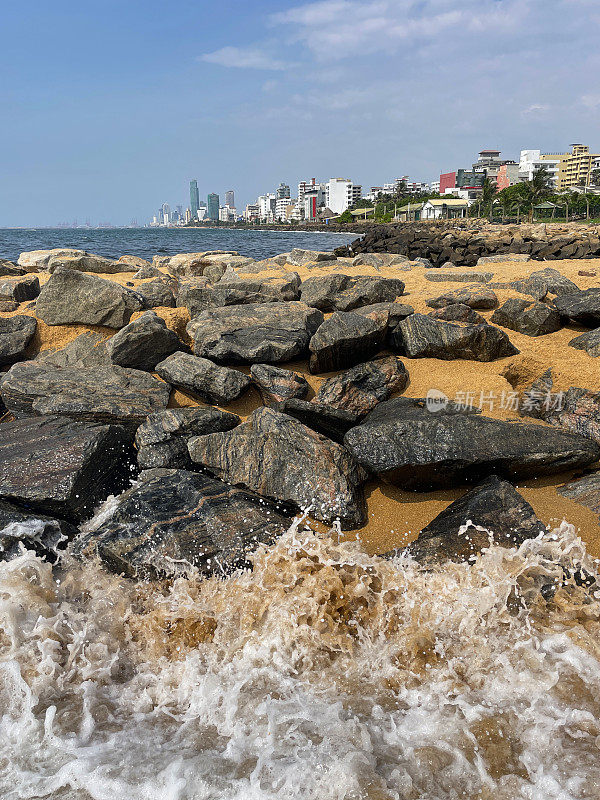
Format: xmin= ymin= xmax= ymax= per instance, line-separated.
xmin=190 ymin=180 xmax=200 ymax=218
xmin=277 ymin=183 xmax=291 ymax=199
xmin=207 ymin=193 xmax=220 ymax=221
xmin=225 ymin=190 xmax=235 ymax=207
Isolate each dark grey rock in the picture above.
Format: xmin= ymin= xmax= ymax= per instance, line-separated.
xmin=74 ymin=468 xmax=292 ymax=579
xmin=0 ymin=415 xmax=135 ymax=521
xmin=309 ymin=310 xmax=388 ymax=373
xmin=35 ymin=269 xmax=144 ymax=328
xmin=35 ymin=332 xmax=110 ymax=368
xmin=0 ymin=500 xmax=78 ymax=563
xmin=300 ymin=274 xmax=350 ymax=311
xmin=491 ymin=298 xmax=562 ymax=336
xmin=354 ymin=302 xmax=414 ymax=326
xmin=558 ymin=472 xmax=600 ymax=517
xmin=135 ymin=407 xmax=240 ymax=469
xmin=521 ymin=379 xmax=600 ymax=446
xmin=107 ymin=311 xmax=183 ymax=371
xmin=554 ymin=289 xmax=600 ymax=327
xmin=0 ymin=275 xmax=40 ymax=302
xmin=300 ymin=275 xmax=404 ymax=312
xmin=393 ymin=314 xmax=518 ymax=361
xmin=426 ymin=284 xmax=498 ymax=310
xmin=0 ymin=315 xmax=37 ymax=366
xmin=250 ymin=364 xmax=309 ymax=407
xmin=275 ymin=398 xmax=360 ymax=444
xmin=0 ymin=260 xmax=25 ymax=277
xmin=0 ymin=300 xmax=18 ymax=312
xmin=343 ymin=397 xmax=600 ymax=490
xmin=155 ymin=351 xmax=252 ymax=404
xmin=424 ymin=270 xmax=494 ymax=283
xmin=288 ymin=248 xmax=335 ymax=267
xmin=0 ymin=361 xmax=170 ymax=424
xmin=529 ymin=267 xmax=579 ymax=296
xmin=179 ymin=274 xmax=301 ymax=316
xmin=187 ymin=302 xmax=324 ymax=365
xmin=188 ymin=406 xmax=367 ymax=528
xmin=315 ymin=355 xmax=409 ymax=416
xmin=136 ymin=279 xmax=176 ymax=308
xmin=569 ymin=328 xmax=600 ymax=357
xmin=429 ymin=304 xmax=486 ymax=324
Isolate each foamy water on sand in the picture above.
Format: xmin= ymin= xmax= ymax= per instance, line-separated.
xmin=1 ymin=519 xmax=599 ymax=799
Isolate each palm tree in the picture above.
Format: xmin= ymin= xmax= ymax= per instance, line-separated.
xmin=526 ymin=166 xmax=552 ymax=222
xmin=480 ymin=178 xmax=496 ymax=218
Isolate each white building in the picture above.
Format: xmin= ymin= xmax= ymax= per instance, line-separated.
xmin=325 ymin=178 xmax=362 ymax=215
xmin=219 ymin=205 xmax=236 ymax=222
xmin=421 ymin=198 xmax=469 ymax=220
xmin=258 ymin=193 xmax=276 ymax=222
xmin=275 ymin=197 xmax=292 ymax=221
xmin=519 ymin=150 xmax=560 ymax=187
xmin=304 ymin=185 xmax=327 ymax=221
xmin=244 ymin=204 xmax=259 ymax=222
xmin=429 ymin=180 xmax=440 ymax=193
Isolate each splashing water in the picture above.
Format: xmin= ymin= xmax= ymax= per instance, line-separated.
xmin=1 ymin=519 xmax=599 ymax=800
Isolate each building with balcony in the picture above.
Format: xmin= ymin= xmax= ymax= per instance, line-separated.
xmin=325 ymin=178 xmax=362 ymax=214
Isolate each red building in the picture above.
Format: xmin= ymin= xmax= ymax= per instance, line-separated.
xmin=439 ymin=171 xmax=457 ymax=194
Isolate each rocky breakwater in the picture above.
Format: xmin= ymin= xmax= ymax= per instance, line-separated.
xmin=342 ymin=221 xmax=600 ymax=267
xmin=0 ymin=245 xmax=599 ymax=578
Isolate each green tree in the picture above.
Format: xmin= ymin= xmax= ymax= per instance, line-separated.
xmin=591 ymin=168 xmax=600 ymax=187
xmin=526 ymin=165 xmax=552 ymax=221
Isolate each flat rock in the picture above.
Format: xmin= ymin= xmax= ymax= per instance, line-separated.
xmin=554 ymin=289 xmax=600 ymax=327
xmin=343 ymin=398 xmax=600 ymax=490
xmin=0 ymin=500 xmax=79 ymax=563
xmin=35 ymin=269 xmax=143 ymax=328
xmin=187 ymin=302 xmax=324 ymax=365
xmin=529 ymin=267 xmax=579 ymax=296
xmin=569 ymin=328 xmax=600 ymax=357
xmin=558 ymin=472 xmax=600 ymax=517
xmin=157 ymin=252 xmax=252 ymax=280
xmin=354 ymin=302 xmax=414 ymax=326
xmin=107 ymin=311 xmax=183 ymax=371
xmin=0 ymin=316 xmax=37 ymax=366
xmin=136 ymin=279 xmax=175 ymax=308
xmin=309 ymin=310 xmax=388 ymax=373
xmin=424 ymin=270 xmax=494 ymax=283
xmin=300 ymin=275 xmax=404 ymax=312
xmin=426 ymin=284 xmax=498 ymax=310
xmin=315 ymin=355 xmax=409 ymax=416
xmin=135 ymin=407 xmax=240 ymax=469
xmin=250 ymin=364 xmax=309 ymax=406
xmin=17 ymin=248 xmax=85 ymax=270
xmin=155 ymin=350 xmax=252 ymax=404
xmin=299 ymin=274 xmax=349 ymax=311
xmin=36 ymin=332 xmax=110 ymax=368
xmin=429 ymin=304 xmax=486 ymax=324
xmin=396 ymin=475 xmax=547 ymax=566
xmin=188 ymin=406 xmax=367 ymax=528
xmin=180 ymin=274 xmax=300 ymax=315
xmin=0 ymin=275 xmax=40 ymax=302
xmin=393 ymin=314 xmax=518 ymax=361
xmin=74 ymin=468 xmax=291 ymax=579
xmin=491 ymin=298 xmax=562 ymax=336
xmin=46 ymin=254 xmax=130 ymax=274
xmin=490 ymin=277 xmax=548 ymax=301
xmin=287 ymin=249 xmax=335 ymax=267
xmin=0 ymin=416 xmax=135 ymax=521
xmin=0 ymin=361 xmax=170 ymax=424
xmin=477 ymin=254 xmax=532 ymax=264
xmin=275 ymin=398 xmax=360 ymax=444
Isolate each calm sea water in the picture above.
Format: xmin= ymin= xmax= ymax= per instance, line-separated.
xmin=0 ymin=227 xmax=357 ymax=264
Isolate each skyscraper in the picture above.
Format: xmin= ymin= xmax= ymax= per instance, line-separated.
xmin=225 ymin=189 xmax=235 ymax=207
xmin=190 ymin=180 xmax=200 ymax=218
xmin=207 ymin=193 xmax=220 ymax=221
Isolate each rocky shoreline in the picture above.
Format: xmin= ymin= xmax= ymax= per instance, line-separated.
xmin=0 ymin=244 xmax=599 ymax=580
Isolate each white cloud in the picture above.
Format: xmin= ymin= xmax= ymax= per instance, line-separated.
xmin=522 ymin=104 xmax=551 ymax=115
xmin=200 ymin=46 xmax=289 ymax=70
xmin=581 ymin=94 xmax=600 ymax=109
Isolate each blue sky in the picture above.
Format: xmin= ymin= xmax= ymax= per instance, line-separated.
xmin=2 ymin=0 xmax=599 ymax=226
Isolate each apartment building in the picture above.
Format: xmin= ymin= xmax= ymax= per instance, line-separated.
xmin=325 ymin=178 xmax=362 ymax=215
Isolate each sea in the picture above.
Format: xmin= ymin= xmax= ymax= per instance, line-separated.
xmin=0 ymin=228 xmax=357 ymax=264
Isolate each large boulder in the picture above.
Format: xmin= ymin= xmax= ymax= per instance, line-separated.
xmin=354 ymin=302 xmax=414 ymax=326
xmin=529 ymin=267 xmax=579 ymax=296
xmin=250 ymin=364 xmax=309 ymax=407
xmin=74 ymin=468 xmax=291 ymax=579
xmin=426 ymin=284 xmax=498 ymax=310
xmin=46 ymin=254 xmax=130 ymax=274
xmin=477 ymin=254 xmax=531 ymax=264
xmin=0 ymin=500 xmax=78 ymax=563
xmin=35 ymin=269 xmax=143 ymax=328
xmin=299 ymin=274 xmax=349 ymax=311
xmin=0 ymin=415 xmax=135 ymax=521
xmin=300 ymin=275 xmax=404 ymax=311
xmin=179 ymin=274 xmax=300 ymax=316
xmin=106 ymin=311 xmax=183 ymax=371
xmin=309 ymin=310 xmax=388 ymax=373
xmin=136 ymin=279 xmax=175 ymax=309
xmin=520 ymin=372 xmax=600 ymax=445
xmin=396 ymin=475 xmax=546 ymax=566
xmin=155 ymin=351 xmax=252 ymax=404
xmin=343 ymin=398 xmax=600 ymax=490
xmin=393 ymin=314 xmax=518 ymax=361
xmin=558 ymin=472 xmax=600 ymax=517
xmin=156 ymin=251 xmax=253 ymax=279
xmin=275 ymin=398 xmax=360 ymax=444
xmin=17 ymin=248 xmax=85 ymax=270
xmin=0 ymin=361 xmax=170 ymax=424
xmin=315 ymin=355 xmax=408 ymax=416
xmin=0 ymin=275 xmax=40 ymax=302
xmin=424 ymin=270 xmax=493 ymax=283
xmin=35 ymin=332 xmax=110 ymax=368
xmin=135 ymin=407 xmax=240 ymax=469
xmin=188 ymin=406 xmax=367 ymax=528
xmin=569 ymin=328 xmax=600 ymax=357
xmin=287 ymin=249 xmax=335 ymax=267
xmin=133 ymin=264 xmax=166 ymax=280
xmin=491 ymin=298 xmax=562 ymax=336
xmin=554 ymin=289 xmax=600 ymax=327
xmin=187 ymin=302 xmax=323 ymax=364
xmin=0 ymin=316 xmax=37 ymax=366
xmin=429 ymin=304 xmax=486 ymax=324
xmin=0 ymin=261 xmax=25 ymax=277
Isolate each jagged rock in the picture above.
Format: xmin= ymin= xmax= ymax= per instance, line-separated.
xmin=0 ymin=361 xmax=170 ymax=424
xmin=0 ymin=275 xmax=40 ymax=302
xmin=300 ymin=275 xmax=404 ymax=312
xmin=0 ymin=316 xmax=37 ymax=366
xmin=46 ymin=254 xmax=129 ymax=274
xmin=116 ymin=255 xmax=151 ymax=271
xmin=315 ymin=355 xmax=408 ymax=416
xmin=0 ymin=300 xmax=18 ymax=312
xmin=287 ymin=249 xmax=335 ymax=267
xmin=133 ymin=264 xmax=165 ymax=280
xmin=569 ymin=328 xmax=600 ymax=357
xmin=343 ymin=397 xmax=600 ymax=490
xmin=309 ymin=310 xmax=388 ymax=373
xmin=135 ymin=407 xmax=240 ymax=469
xmin=529 ymin=267 xmax=579 ymax=296
xmin=35 ymin=269 xmax=143 ymax=328
xmin=300 ymin=274 xmax=349 ymax=311
xmin=74 ymin=468 xmax=291 ymax=579
xmin=526 ymin=384 xmax=600 ymax=445
xmin=491 ymin=277 xmax=548 ymax=301
xmin=424 ymin=270 xmax=494 ymax=283
xmin=0 ymin=500 xmax=79 ymax=563
xmin=351 ymin=253 xmax=411 ymax=269
xmin=36 ymin=332 xmax=110 ymax=368
xmin=554 ymin=289 xmax=600 ymax=327
xmin=491 ymin=298 xmax=562 ymax=336
xmin=179 ymin=274 xmax=300 ymax=315
xmin=188 ymin=406 xmax=367 ymax=528
xmin=106 ymin=311 xmax=183 ymax=371
xmin=136 ymin=279 xmax=175 ymax=308
xmin=275 ymin=398 xmax=360 ymax=444
xmin=17 ymin=248 xmax=85 ymax=270
xmin=155 ymin=351 xmax=251 ymax=404
xmin=478 ymin=254 xmax=531 ymax=264
xmin=0 ymin=416 xmax=135 ymax=521
xmin=176 ymin=277 xmax=213 ymax=316
xmin=156 ymin=252 xmax=253 ymax=279
xmin=413 ymin=257 xmax=433 ymax=268
xmin=426 ymin=284 xmax=498 ymax=310
xmin=393 ymin=314 xmax=518 ymax=361
xmin=250 ymin=364 xmax=309 ymax=407
xmin=558 ymin=472 xmax=600 ymax=516
xmin=354 ymin=302 xmax=414 ymax=326
xmin=429 ymin=304 xmax=486 ymax=324
xmin=187 ymin=302 xmax=324 ymax=365
xmin=0 ymin=260 xmax=25 ymax=276
xmin=394 ymin=475 xmax=547 ymax=566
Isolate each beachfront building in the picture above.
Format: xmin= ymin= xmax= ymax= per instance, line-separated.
xmin=325 ymin=178 xmax=362 ymax=215
xmin=540 ymin=144 xmax=600 ymax=190
xmin=244 ymin=203 xmax=259 ymax=222
xmin=190 ymin=180 xmax=200 ymax=219
xmin=304 ymin=184 xmax=327 ymax=221
xmin=496 ymin=163 xmax=521 ymax=191
xmin=429 ymin=180 xmax=440 ymax=193
xmin=219 ymin=205 xmax=236 ymax=222
xmin=421 ymin=199 xmax=469 ymax=219
xmin=258 ymin=193 xmax=276 ymax=222
xmin=276 ymin=183 xmax=291 ymax=199
xmin=519 ymin=150 xmax=560 ymax=188
xmin=275 ymin=197 xmax=292 ymax=221
xmin=207 ymin=193 xmax=219 ymax=221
